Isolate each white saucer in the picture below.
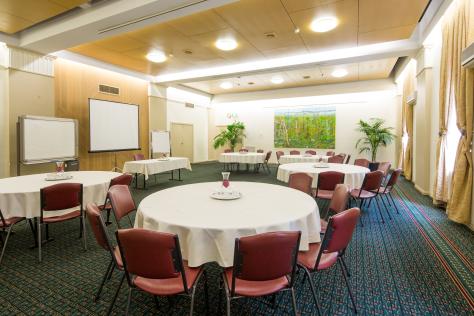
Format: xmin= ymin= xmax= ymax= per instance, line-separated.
xmin=210 ymin=191 xmax=242 ymax=200
xmin=45 ymin=173 xmax=73 ymax=181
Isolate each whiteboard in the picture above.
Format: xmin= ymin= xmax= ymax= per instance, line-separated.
xmin=151 ymin=131 xmax=170 ymax=153
xmin=20 ymin=116 xmax=78 ymax=164
xmin=89 ymin=99 xmax=140 ymax=152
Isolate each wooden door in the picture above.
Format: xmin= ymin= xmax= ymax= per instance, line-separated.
xmin=170 ymin=122 xmax=194 ymax=162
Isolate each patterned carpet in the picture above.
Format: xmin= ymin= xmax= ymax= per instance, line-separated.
xmin=0 ymin=162 xmax=473 ymax=315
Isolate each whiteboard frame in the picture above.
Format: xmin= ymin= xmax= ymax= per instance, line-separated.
xmin=88 ymin=98 xmax=141 ymax=153
xmin=19 ymin=115 xmax=79 ymax=164
xmin=150 ymin=130 xmax=172 ymax=156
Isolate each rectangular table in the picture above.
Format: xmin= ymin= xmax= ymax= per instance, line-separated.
xmin=123 ymin=157 xmax=192 ymax=188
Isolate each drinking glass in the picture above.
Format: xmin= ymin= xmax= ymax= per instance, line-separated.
xmin=222 ymin=172 xmax=230 ymax=189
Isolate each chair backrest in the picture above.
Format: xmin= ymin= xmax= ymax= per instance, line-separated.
xmin=86 ymin=203 xmax=114 ymax=253
xmin=288 ymin=172 xmax=313 ymax=195
xmin=108 ymin=185 xmax=136 ymax=224
xmin=305 ymin=150 xmax=317 ymax=155
xmin=257 ymin=149 xmax=264 ymax=153
xmin=289 ymin=150 xmax=300 ymax=155
xmin=109 ymin=173 xmax=133 ymax=188
xmin=385 ymin=168 xmax=402 ymax=191
xmin=232 ymin=231 xmax=300 ymax=287
xmin=41 ymin=183 xmax=83 ymax=212
xmin=239 ymin=148 xmax=248 ymax=152
xmin=377 ymin=162 xmax=391 ymax=177
xmin=344 ymin=154 xmax=351 ymax=164
xmin=317 ymin=171 xmax=345 ymax=191
xmin=224 ymin=149 xmax=232 ymax=153
xmin=116 ymin=229 xmax=187 ymax=289
xmin=133 ymin=154 xmax=145 ymax=161
xmin=328 ymin=184 xmax=350 ymax=214
xmin=326 ymin=151 xmax=335 ymax=156
xmin=264 ymin=151 xmax=272 ymax=162
xmin=328 ymin=155 xmax=345 ymax=164
xmin=276 ymin=151 xmax=285 ymax=161
xmin=361 ymin=171 xmax=384 ymax=192
xmin=354 ymin=158 xmax=370 ymax=168
xmin=316 ymin=208 xmax=360 ymax=268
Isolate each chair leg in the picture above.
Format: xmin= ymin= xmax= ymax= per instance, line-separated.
xmin=340 ymin=256 xmax=351 ymax=277
xmin=374 ymin=197 xmax=385 ymax=224
xmin=189 ymin=283 xmax=197 ymax=316
xmin=95 ymin=259 xmax=114 ymax=301
xmin=300 ymin=266 xmax=322 ymax=316
xmin=82 ymin=214 xmax=87 ymax=250
xmin=203 ymin=270 xmax=210 ymax=315
xmin=380 ymin=195 xmax=392 ymax=220
xmin=0 ymin=225 xmax=14 ymax=265
xmin=125 ymin=288 xmax=133 ymax=316
xmin=357 ymin=199 xmax=364 ymax=227
xmin=37 ymin=220 xmax=42 ymax=263
xmin=290 ymin=288 xmax=298 ymax=316
xmin=338 ymin=258 xmax=357 ymax=313
xmin=389 ymin=193 xmax=400 ymax=214
xmin=107 ymin=273 xmax=125 ymax=316
xmin=28 ymin=219 xmax=37 ymax=246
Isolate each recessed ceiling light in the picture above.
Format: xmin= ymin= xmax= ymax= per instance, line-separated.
xmin=310 ymin=17 xmax=338 ymax=33
xmin=294 ymin=28 xmax=300 ymax=34
xmin=248 ymin=82 xmax=255 ymax=85
xmin=303 ymin=75 xmax=311 ymax=79
xmin=146 ymin=51 xmax=167 ymax=63
xmin=220 ymin=82 xmax=233 ymax=89
xmin=271 ymin=76 xmax=284 ymax=84
xmin=331 ymin=69 xmax=348 ymax=78
xmin=215 ymin=38 xmax=238 ymax=51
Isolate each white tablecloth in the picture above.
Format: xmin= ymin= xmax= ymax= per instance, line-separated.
xmin=219 ymin=153 xmax=265 ymax=164
xmin=279 ymin=155 xmax=331 ymax=164
xmin=277 ymin=163 xmax=370 ymax=189
xmin=135 ymin=181 xmax=321 ymax=267
xmin=123 ymin=157 xmax=192 ymax=180
xmin=0 ymin=171 xmax=121 ymax=219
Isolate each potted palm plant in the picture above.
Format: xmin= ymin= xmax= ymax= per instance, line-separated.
xmin=355 ymin=118 xmax=395 ymax=167
xmin=213 ymin=121 xmax=246 ymax=152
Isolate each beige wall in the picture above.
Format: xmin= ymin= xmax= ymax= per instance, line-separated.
xmin=0 ymin=67 xmax=9 ymax=178
xmin=9 ymin=69 xmax=55 ymax=176
xmin=149 ymin=95 xmax=167 ymax=158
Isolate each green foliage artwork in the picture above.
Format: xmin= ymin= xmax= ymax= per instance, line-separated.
xmin=274 ymin=106 xmax=336 ymax=148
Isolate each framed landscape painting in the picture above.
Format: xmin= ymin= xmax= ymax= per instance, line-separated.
xmin=274 ymin=106 xmax=336 ymax=148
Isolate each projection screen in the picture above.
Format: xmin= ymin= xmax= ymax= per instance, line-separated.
xmin=89 ymin=99 xmax=140 ymax=152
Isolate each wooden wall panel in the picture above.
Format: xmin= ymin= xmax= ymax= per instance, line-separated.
xmin=54 ymin=58 xmax=149 ymax=171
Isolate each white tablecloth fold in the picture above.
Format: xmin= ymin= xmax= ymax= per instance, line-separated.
xmin=279 ymin=155 xmax=331 ymax=164
xmin=219 ymin=153 xmax=265 ymax=164
xmin=123 ymin=157 xmax=191 ymax=180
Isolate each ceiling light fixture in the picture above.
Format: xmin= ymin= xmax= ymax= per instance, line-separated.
xmin=146 ymin=51 xmax=167 ymax=63
xmin=271 ymin=76 xmax=284 ymax=84
xmin=215 ymin=38 xmax=238 ymax=51
xmin=310 ymin=17 xmax=338 ymax=33
xmin=220 ymin=81 xmax=233 ymax=89
xmin=331 ymin=69 xmax=348 ymax=78
xmin=294 ymin=27 xmax=300 ymax=34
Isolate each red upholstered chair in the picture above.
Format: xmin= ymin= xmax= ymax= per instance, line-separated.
xmin=258 ymin=151 xmax=272 ymax=174
xmin=320 ymin=184 xmax=350 ymax=233
xmin=224 ymin=149 xmax=232 ymax=153
xmin=222 ymin=231 xmax=301 ymax=316
xmin=0 ymin=210 xmax=26 ymax=265
xmin=276 ymin=151 xmax=285 ymax=164
xmin=344 ymin=154 xmax=351 ymax=164
xmin=289 ymin=150 xmax=300 ymax=155
xmin=377 ymin=169 xmax=402 ymax=215
xmin=111 ymin=228 xmax=207 ymax=316
xmin=239 ymin=148 xmax=248 ymax=152
xmin=350 ymin=170 xmax=385 ymax=224
xmin=377 ymin=162 xmax=391 ymax=181
xmin=256 ymin=149 xmax=264 ymax=153
xmin=328 ymin=154 xmax=345 ymax=164
xmin=315 ymin=171 xmax=345 ymax=202
xmin=101 ymin=173 xmax=133 ymax=225
xmin=354 ymin=158 xmax=370 ymax=168
xmin=297 ymin=208 xmax=360 ymax=314
xmin=108 ymin=185 xmax=136 ymax=228
xmin=305 ymin=150 xmax=317 ymax=155
xmin=133 ymin=153 xmax=145 ymax=161
xmin=288 ymin=172 xmax=313 ymax=196
xmin=326 ymin=151 xmax=335 ymax=156
xmin=86 ymin=203 xmax=123 ymax=301
xmin=38 ymin=183 xmax=85 ymax=262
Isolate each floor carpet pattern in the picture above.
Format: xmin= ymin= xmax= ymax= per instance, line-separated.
xmin=0 ymin=162 xmax=473 ymax=315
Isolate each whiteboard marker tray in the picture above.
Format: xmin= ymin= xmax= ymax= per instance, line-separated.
xmin=45 ymin=173 xmax=73 ymax=181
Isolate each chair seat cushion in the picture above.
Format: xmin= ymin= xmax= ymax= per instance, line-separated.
xmin=133 ymin=261 xmax=202 ymax=296
xmin=350 ymin=189 xmax=376 ymax=199
xmin=0 ymin=216 xmax=24 ymax=228
xmin=376 ymin=186 xmax=392 ymax=194
xmin=316 ymin=189 xmax=334 ymax=200
xmin=42 ymin=210 xmax=81 ymax=223
xmin=297 ymin=243 xmax=338 ymax=271
xmin=224 ymin=269 xmax=289 ymax=297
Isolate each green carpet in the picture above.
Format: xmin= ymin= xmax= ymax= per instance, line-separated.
xmin=0 ymin=162 xmax=473 ymax=315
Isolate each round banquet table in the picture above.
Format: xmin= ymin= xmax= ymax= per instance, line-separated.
xmin=219 ymin=152 xmax=265 ymax=164
xmin=0 ymin=171 xmax=121 ymax=219
xmin=135 ymin=181 xmax=321 ymax=267
xmin=279 ymin=154 xmax=331 ymax=164
xmin=277 ymin=163 xmax=370 ymax=189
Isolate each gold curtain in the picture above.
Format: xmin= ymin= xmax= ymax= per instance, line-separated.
xmin=399 ymin=62 xmax=416 ymax=180
xmin=443 ymin=0 xmax=473 ymax=224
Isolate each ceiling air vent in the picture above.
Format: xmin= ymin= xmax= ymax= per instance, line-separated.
xmin=185 ymin=102 xmax=195 ymax=108
xmin=98 ymin=84 xmax=120 ymax=95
